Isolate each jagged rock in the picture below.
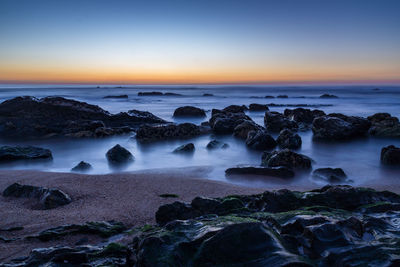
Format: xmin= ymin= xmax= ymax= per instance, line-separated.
xmin=106 ymin=144 xmax=134 ymax=165
xmin=71 ymin=161 xmax=92 ymax=172
xmin=103 ymin=95 xmax=128 ymax=99
xmin=276 ymin=129 xmax=302 ymax=149
xmin=222 ymin=105 xmax=248 ymax=113
xmin=312 ymin=168 xmax=347 ymax=183
xmin=368 ymin=113 xmax=400 ymax=137
xmin=225 ymin=166 xmax=294 ymax=178
xmin=245 ymin=130 xmax=277 ymax=150
xmin=320 ymin=94 xmax=338 ymax=98
xmin=0 ymin=96 xmax=165 ymax=138
xmin=264 ymin=111 xmax=298 ymax=132
xmin=381 ymin=145 xmax=400 ymax=165
xmin=3 ymin=183 xmax=71 ymax=209
xmin=173 ymin=106 xmax=206 ymax=117
xmin=249 ymin=103 xmax=269 ymax=111
xmin=0 ymin=146 xmax=52 ymax=161
xmin=173 ymin=143 xmax=195 ymax=153
xmin=261 ymin=149 xmax=312 ymax=170
xmin=233 ymin=121 xmax=263 ymax=139
xmin=206 ymin=140 xmax=229 ymax=149
xmin=284 ymin=108 xmax=325 ymax=124
xmin=136 ymin=123 xmax=207 ymax=141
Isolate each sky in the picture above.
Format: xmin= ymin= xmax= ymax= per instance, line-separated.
xmin=0 ymin=0 xmax=399 ymax=84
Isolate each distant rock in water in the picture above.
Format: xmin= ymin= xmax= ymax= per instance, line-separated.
xmin=262 ymin=149 xmax=312 ymax=170
xmin=173 ymin=143 xmax=195 ymax=153
xmin=203 ymin=93 xmax=213 ymax=96
xmin=266 ymin=103 xmax=333 ymax=107
xmin=103 ymin=95 xmax=128 ymax=99
xmin=137 ymin=91 xmax=163 ymax=96
xmin=206 ymin=140 xmax=229 ymax=150
xmin=173 ymin=106 xmax=206 ymax=117
xmin=312 ymin=167 xmax=348 ymax=183
xmin=106 ymin=144 xmax=134 ymax=165
xmin=249 ymin=103 xmax=269 ymax=111
xmin=277 ymin=95 xmax=288 ymax=98
xmin=320 ymin=93 xmax=338 ymax=98
xmin=3 ymin=182 xmax=71 ymax=209
xmin=381 ymin=145 xmax=400 ymax=165
xmin=71 ymin=161 xmax=92 ymax=172
xmin=368 ymin=113 xmax=400 ymax=138
xmin=136 ymin=123 xmax=208 ymax=142
xmin=265 ymin=95 xmax=275 ymax=98
xmin=0 ymin=146 xmax=52 ymax=161
xmin=0 ymin=96 xmax=166 ymax=138
xmin=164 ymin=92 xmax=182 ymax=96
xmin=225 ymin=166 xmax=294 ymax=178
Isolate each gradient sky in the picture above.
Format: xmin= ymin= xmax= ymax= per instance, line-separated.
xmin=0 ymin=0 xmax=399 ymax=84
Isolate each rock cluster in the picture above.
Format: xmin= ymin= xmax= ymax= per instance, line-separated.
xmin=136 ymin=123 xmax=207 ymax=142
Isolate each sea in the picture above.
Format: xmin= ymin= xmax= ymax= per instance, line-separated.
xmin=0 ymin=84 xmax=399 ymax=188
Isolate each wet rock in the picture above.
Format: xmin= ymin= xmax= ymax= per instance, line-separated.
xmin=0 ymin=146 xmax=52 ymax=161
xmin=155 ymin=201 xmax=202 ymax=226
xmin=173 ymin=106 xmax=206 ymax=117
xmin=261 ymin=149 xmax=312 ymax=170
xmin=138 ymin=91 xmax=163 ymax=96
xmin=103 ymin=95 xmax=128 ymax=99
xmin=225 ymin=166 xmax=294 ymax=178
xmin=249 ymin=103 xmax=269 ymax=111
xmin=206 ymin=140 xmax=229 ymax=149
xmin=381 ymin=145 xmax=400 ymax=165
xmin=3 ymin=183 xmax=71 ymax=209
xmin=173 ymin=143 xmax=195 ymax=153
xmin=222 ymin=105 xmax=248 ymax=113
xmin=320 ymin=94 xmax=338 ymax=98
xmin=312 ymin=168 xmax=347 ymax=183
xmin=245 ymin=130 xmax=277 ymax=150
xmin=209 ymin=110 xmax=252 ymax=134
xmin=264 ymin=111 xmax=298 ymax=132
xmin=136 ymin=123 xmax=207 ymax=141
xmin=233 ymin=121 xmax=263 ymax=139
xmin=71 ymin=161 xmax=92 ymax=172
xmin=368 ymin=113 xmax=400 ymax=137
xmin=284 ymin=108 xmax=325 ymax=124
xmin=277 ymin=95 xmax=288 ymax=98
xmin=106 ymin=144 xmax=134 ymax=165
xmin=276 ymin=129 xmax=302 ymax=149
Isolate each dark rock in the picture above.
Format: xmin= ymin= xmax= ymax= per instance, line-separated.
xmin=173 ymin=106 xmax=206 ymax=117
xmin=264 ymin=111 xmax=298 ymax=132
xmin=368 ymin=113 xmax=400 ymax=137
xmin=155 ymin=201 xmax=201 ymax=226
xmin=245 ymin=130 xmax=277 ymax=150
xmin=284 ymin=108 xmax=325 ymax=124
xmin=164 ymin=92 xmax=182 ymax=96
xmin=3 ymin=183 xmax=71 ymax=209
xmin=222 ymin=105 xmax=248 ymax=113
xmin=191 ymin=197 xmax=220 ymax=213
xmin=312 ymin=168 xmax=347 ymax=183
xmin=173 ymin=143 xmax=195 ymax=153
xmin=103 ymin=95 xmax=128 ymax=99
xmin=320 ymin=94 xmax=338 ymax=98
xmin=249 ymin=103 xmax=269 ymax=111
xmin=233 ymin=121 xmax=263 ymax=139
xmin=137 ymin=91 xmax=163 ymax=96
xmin=71 ymin=161 xmax=92 ymax=172
xmin=209 ymin=110 xmax=252 ymax=134
xmin=106 ymin=144 xmax=134 ymax=165
xmin=203 ymin=93 xmax=213 ymax=96
xmin=0 ymin=146 xmax=52 ymax=161
xmin=261 ymin=149 xmax=312 ymax=170
xmin=277 ymin=95 xmax=288 ymax=98
xmin=276 ymin=129 xmax=302 ymax=149
xmin=265 ymin=95 xmax=275 ymax=98
xmin=206 ymin=140 xmax=228 ymax=150
xmin=381 ymin=145 xmax=400 ymax=165
xmin=225 ymin=166 xmax=294 ymax=178
xmin=127 ymin=109 xmax=165 ymax=123
xmin=136 ymin=123 xmax=207 ymax=141
xmin=267 ymin=103 xmax=333 ymax=108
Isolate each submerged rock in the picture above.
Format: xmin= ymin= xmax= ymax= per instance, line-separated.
xmin=264 ymin=111 xmax=298 ymax=132
xmin=3 ymin=183 xmax=71 ymax=209
xmin=106 ymin=144 xmax=134 ymax=165
xmin=136 ymin=123 xmax=207 ymax=141
xmin=368 ymin=113 xmax=400 ymax=138
xmin=173 ymin=143 xmax=195 ymax=153
xmin=203 ymin=93 xmax=213 ymax=96
xmin=0 ymin=146 xmax=52 ymax=161
xmin=381 ymin=145 xmax=400 ymax=165
xmin=277 ymin=95 xmax=288 ymax=98
xmin=261 ymin=149 xmax=312 ymax=170
xmin=245 ymin=130 xmax=277 ymax=150
xmin=276 ymin=129 xmax=302 ymax=149
xmin=173 ymin=106 xmax=206 ymax=117
xmin=71 ymin=161 xmax=92 ymax=172
xmin=225 ymin=166 xmax=294 ymax=178
xmin=137 ymin=91 xmax=163 ymax=96
xmin=206 ymin=140 xmax=229 ymax=149
xmin=103 ymin=95 xmax=128 ymax=99
xmin=312 ymin=167 xmax=347 ymax=183
xmin=249 ymin=103 xmax=269 ymax=111
xmin=320 ymin=93 xmax=338 ymax=98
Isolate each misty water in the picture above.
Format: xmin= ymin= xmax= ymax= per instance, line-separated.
xmin=0 ymin=84 xmax=399 ymax=188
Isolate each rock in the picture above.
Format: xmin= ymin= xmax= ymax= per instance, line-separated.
xmin=173 ymin=143 xmax=195 ymax=153
xmin=277 ymin=95 xmax=288 ymax=98
xmin=261 ymin=149 xmax=312 ymax=170
xmin=206 ymin=140 xmax=229 ymax=149
xmin=284 ymin=108 xmax=325 ymax=124
xmin=264 ymin=111 xmax=298 ymax=132
xmin=233 ymin=120 xmax=263 ymax=139
xmin=137 ymin=91 xmax=163 ymax=96
xmin=249 ymin=103 xmax=269 ymax=111
xmin=265 ymin=95 xmax=275 ymax=98
xmin=203 ymin=93 xmax=213 ymax=96
xmin=127 ymin=109 xmax=165 ymax=123
xmin=225 ymin=166 xmax=294 ymax=178
xmin=103 ymin=95 xmax=128 ymax=99
xmin=276 ymin=129 xmax=302 ymax=149
xmin=312 ymin=168 xmax=347 ymax=183
xmin=267 ymin=103 xmax=332 ymax=108
xmin=245 ymin=130 xmax=277 ymax=150
xmin=209 ymin=110 xmax=252 ymax=134
xmin=0 ymin=96 xmax=166 ymax=138
xmin=320 ymin=94 xmax=338 ymax=98
xmin=381 ymin=145 xmax=400 ymax=165
xmin=0 ymin=146 xmax=52 ymax=161
xmin=173 ymin=106 xmax=206 ymax=117
xmin=106 ymin=144 xmax=134 ymax=165
xmin=164 ymin=92 xmax=182 ymax=96
xmin=312 ymin=114 xmax=370 ymax=140
xmin=155 ymin=201 xmax=201 ymax=226
xmin=222 ymin=105 xmax=248 ymax=113
xmin=136 ymin=123 xmax=207 ymax=141
xmin=3 ymin=183 xmax=71 ymax=209
xmin=71 ymin=161 xmax=92 ymax=172
xmin=368 ymin=113 xmax=400 ymax=137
